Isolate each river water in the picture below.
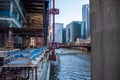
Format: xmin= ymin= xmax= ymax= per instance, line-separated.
xmin=50 ymin=49 xmax=91 ymax=80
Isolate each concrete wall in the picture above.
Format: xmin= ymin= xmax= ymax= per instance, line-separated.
xmin=90 ymin=0 xmax=120 ymax=80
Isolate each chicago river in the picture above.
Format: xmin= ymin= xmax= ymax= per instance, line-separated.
xmin=50 ymin=49 xmax=91 ymax=80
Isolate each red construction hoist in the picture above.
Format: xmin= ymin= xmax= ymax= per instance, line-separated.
xmin=49 ymin=0 xmax=59 ymax=61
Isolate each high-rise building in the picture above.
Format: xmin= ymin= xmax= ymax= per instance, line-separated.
xmin=53 ymin=23 xmax=63 ymax=43
xmin=82 ymin=4 xmax=90 ymax=39
xmin=62 ymin=28 xmax=66 ymax=43
xmin=66 ymin=24 xmax=70 ymax=42
xmin=66 ymin=21 xmax=85 ymax=42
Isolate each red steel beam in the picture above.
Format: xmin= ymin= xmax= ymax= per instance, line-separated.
xmin=52 ymin=0 xmax=55 ymax=42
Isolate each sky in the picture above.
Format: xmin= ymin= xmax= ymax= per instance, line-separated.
xmin=54 ymin=0 xmax=89 ymax=27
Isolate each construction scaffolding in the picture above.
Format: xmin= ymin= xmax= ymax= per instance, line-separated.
xmin=0 ymin=0 xmax=50 ymax=49
xmin=0 ymin=0 xmax=51 ymax=80
xmin=1 ymin=46 xmax=49 ymax=80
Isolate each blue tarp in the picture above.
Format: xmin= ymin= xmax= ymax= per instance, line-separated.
xmin=5 ymin=46 xmax=48 ymax=64
xmin=11 ymin=60 xmax=28 ymax=65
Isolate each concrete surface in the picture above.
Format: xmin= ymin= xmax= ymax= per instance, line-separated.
xmin=90 ymin=0 xmax=120 ymax=80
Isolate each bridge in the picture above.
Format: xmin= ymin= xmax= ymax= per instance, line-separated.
xmin=60 ymin=43 xmax=91 ymax=51
xmin=48 ymin=42 xmax=91 ymax=51
xmin=60 ymin=43 xmax=90 ymax=47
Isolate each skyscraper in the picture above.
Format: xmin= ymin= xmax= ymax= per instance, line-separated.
xmin=82 ymin=4 xmax=90 ymax=39
xmin=66 ymin=21 xmax=85 ymax=42
xmin=54 ymin=23 xmax=63 ymax=43
xmin=62 ymin=28 xmax=66 ymax=43
xmin=66 ymin=24 xmax=71 ymax=42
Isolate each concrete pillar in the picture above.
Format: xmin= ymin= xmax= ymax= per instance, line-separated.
xmin=90 ymin=0 xmax=120 ymax=80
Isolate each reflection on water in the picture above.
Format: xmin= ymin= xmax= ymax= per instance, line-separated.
xmin=50 ymin=51 xmax=91 ymax=80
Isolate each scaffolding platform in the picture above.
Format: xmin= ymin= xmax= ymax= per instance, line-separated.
xmin=1 ymin=46 xmax=50 ymax=80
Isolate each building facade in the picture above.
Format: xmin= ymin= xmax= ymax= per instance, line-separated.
xmin=82 ymin=4 xmax=90 ymax=39
xmin=66 ymin=21 xmax=85 ymax=42
xmin=0 ymin=0 xmax=26 ymax=47
xmin=54 ymin=23 xmax=63 ymax=43
xmin=62 ymin=28 xmax=66 ymax=43
xmin=66 ymin=23 xmax=71 ymax=42
xmin=0 ymin=0 xmax=50 ymax=48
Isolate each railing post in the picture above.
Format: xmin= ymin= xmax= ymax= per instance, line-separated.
xmin=35 ymin=67 xmax=37 ymax=80
xmin=32 ymin=68 xmax=34 ymax=80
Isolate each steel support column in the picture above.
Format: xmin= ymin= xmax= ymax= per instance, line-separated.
xmin=15 ymin=0 xmax=26 ymax=22
xmin=28 ymin=67 xmax=29 ymax=79
xmin=36 ymin=32 xmax=38 ymax=47
xmin=10 ymin=1 xmax=13 ymax=17
xmin=4 ymin=32 xmax=7 ymax=46
xmin=43 ymin=1 xmax=49 ymax=46
xmin=9 ymin=1 xmax=14 ymax=41
xmin=32 ymin=68 xmax=34 ymax=80
xmin=17 ymin=13 xmax=20 ymax=21
xmin=24 ymin=68 xmax=26 ymax=78
xmin=35 ymin=67 xmax=37 ymax=80
xmin=52 ymin=0 xmax=55 ymax=42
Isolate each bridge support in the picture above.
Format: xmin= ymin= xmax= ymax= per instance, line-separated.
xmin=91 ymin=0 xmax=120 ymax=80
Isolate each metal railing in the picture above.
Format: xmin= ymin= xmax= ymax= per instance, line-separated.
xmin=3 ymin=46 xmax=48 ymax=65
xmin=0 ymin=11 xmax=22 ymax=27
